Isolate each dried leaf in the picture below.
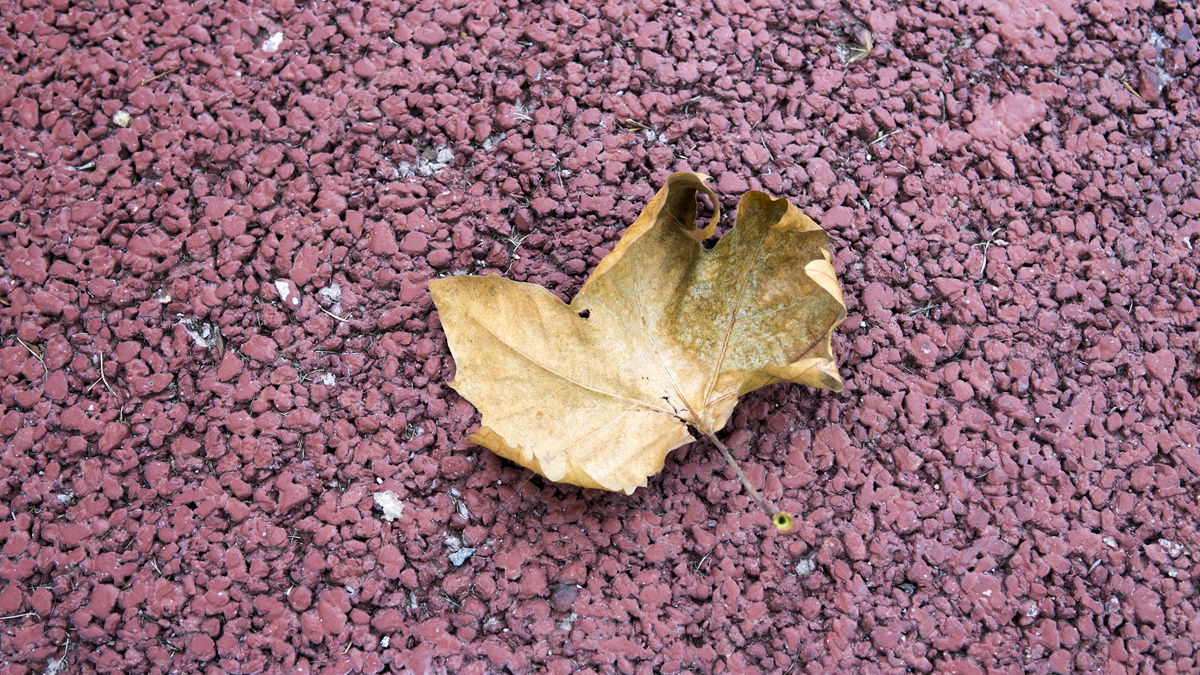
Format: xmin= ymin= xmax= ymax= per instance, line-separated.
xmin=431 ymin=172 xmax=846 ymax=495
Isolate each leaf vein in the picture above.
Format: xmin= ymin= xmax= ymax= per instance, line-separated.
xmin=462 ymin=309 xmax=674 ymax=417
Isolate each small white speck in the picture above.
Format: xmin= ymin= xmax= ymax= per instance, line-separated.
xmin=381 ymin=636 xmax=390 ymax=648
xmin=112 ymin=110 xmax=131 ymax=128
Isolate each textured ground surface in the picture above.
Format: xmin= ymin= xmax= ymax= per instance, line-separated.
xmin=2 ymin=0 xmax=1200 ymax=673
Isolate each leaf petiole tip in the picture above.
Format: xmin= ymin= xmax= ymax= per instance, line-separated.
xmin=708 ymin=432 xmax=797 ymax=534
xmin=772 ymin=512 xmax=795 ymax=532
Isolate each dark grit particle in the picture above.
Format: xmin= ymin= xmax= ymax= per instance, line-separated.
xmin=1 ymin=0 xmax=1199 ymax=674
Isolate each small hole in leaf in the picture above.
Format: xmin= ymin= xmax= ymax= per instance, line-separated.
xmin=577 ymin=309 xmax=590 ymax=319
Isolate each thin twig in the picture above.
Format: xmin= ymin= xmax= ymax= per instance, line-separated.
xmin=319 ymin=307 xmax=352 ymax=323
xmin=141 ymin=66 xmax=183 ymax=86
xmin=870 ymin=129 xmax=901 ymax=146
xmin=15 ymin=337 xmax=46 ymax=374
xmin=974 ymin=227 xmax=1006 ymax=275
xmin=85 ymin=353 xmax=119 ymax=400
xmin=1120 ymin=79 xmax=1146 ymax=104
xmin=50 ymin=635 xmax=72 ymax=672
xmin=0 ymin=612 xmax=36 ymax=620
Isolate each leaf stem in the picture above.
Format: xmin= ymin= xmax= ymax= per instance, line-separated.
xmin=707 ymin=433 xmax=794 ymax=532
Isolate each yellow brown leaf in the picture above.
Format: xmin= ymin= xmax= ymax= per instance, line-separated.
xmin=430 ymin=172 xmax=846 ymax=495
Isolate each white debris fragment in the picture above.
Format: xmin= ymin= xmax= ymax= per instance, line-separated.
xmin=405 ymin=147 xmax=454 ymax=176
xmin=318 ymin=283 xmax=342 ymax=303
xmin=373 ymin=491 xmax=405 ymax=522
xmin=45 ymin=654 xmax=67 ymax=675
xmin=180 ymin=320 xmax=213 ymax=348
xmin=448 ymin=548 xmax=475 ymax=566
xmin=1103 ymin=536 xmax=1118 ymax=548
xmin=318 ymin=372 xmax=336 ymax=386
xmin=274 ymin=279 xmax=301 ymax=308
xmin=381 ymin=636 xmax=390 ymax=649
xmin=263 ymin=32 xmax=284 ymax=52
xmin=796 ymin=557 xmax=817 ymax=577
xmin=1159 ymin=538 xmax=1185 ymax=558
xmin=113 ymin=110 xmax=132 ymax=128
xmin=318 ymin=283 xmax=344 ymax=315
